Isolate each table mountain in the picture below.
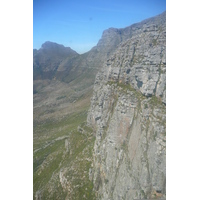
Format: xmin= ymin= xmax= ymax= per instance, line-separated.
xmin=33 ymin=11 xmax=166 ymax=200
xmin=87 ymin=11 xmax=166 ymax=199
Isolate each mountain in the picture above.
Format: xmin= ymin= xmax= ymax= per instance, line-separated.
xmin=33 ymin=11 xmax=166 ymax=200
xmin=33 ymin=18 xmax=145 ymax=124
xmin=87 ymin=11 xmax=166 ymax=199
xmin=33 ymin=41 xmax=78 ymax=80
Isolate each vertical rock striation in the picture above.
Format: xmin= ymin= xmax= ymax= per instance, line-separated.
xmin=87 ymin=12 xmax=166 ymax=199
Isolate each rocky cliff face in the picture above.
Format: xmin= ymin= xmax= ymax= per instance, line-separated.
xmin=87 ymin=12 xmax=166 ymax=199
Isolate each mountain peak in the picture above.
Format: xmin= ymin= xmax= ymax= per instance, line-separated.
xmin=33 ymin=41 xmax=78 ymax=79
xmin=41 ymin=41 xmax=77 ymax=53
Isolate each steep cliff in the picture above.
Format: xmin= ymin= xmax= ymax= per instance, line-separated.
xmin=33 ymin=23 xmax=141 ymax=123
xmin=33 ymin=11 xmax=166 ymax=200
xmin=87 ymin=12 xmax=166 ymax=199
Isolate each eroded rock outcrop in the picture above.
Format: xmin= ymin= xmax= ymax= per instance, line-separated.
xmin=87 ymin=12 xmax=166 ymax=199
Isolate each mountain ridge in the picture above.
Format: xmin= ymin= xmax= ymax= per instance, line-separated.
xmin=87 ymin=11 xmax=166 ymax=199
xmin=33 ymin=11 xmax=166 ymax=82
xmin=33 ymin=11 xmax=166 ymax=200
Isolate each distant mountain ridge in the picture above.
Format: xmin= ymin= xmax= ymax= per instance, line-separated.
xmin=33 ymin=11 xmax=165 ymax=84
xmin=33 ymin=41 xmax=78 ymax=80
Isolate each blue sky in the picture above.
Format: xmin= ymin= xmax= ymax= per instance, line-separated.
xmin=33 ymin=0 xmax=166 ymax=54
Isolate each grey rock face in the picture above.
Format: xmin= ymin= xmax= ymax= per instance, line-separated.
xmin=87 ymin=12 xmax=166 ymax=200
xmin=104 ymin=13 xmax=166 ymax=103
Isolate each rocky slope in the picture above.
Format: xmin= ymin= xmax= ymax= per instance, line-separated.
xmin=87 ymin=11 xmax=166 ymax=199
xmin=33 ymin=22 xmax=140 ymax=123
xmin=33 ymin=11 xmax=166 ymax=200
xmin=33 ymin=15 xmax=153 ymax=124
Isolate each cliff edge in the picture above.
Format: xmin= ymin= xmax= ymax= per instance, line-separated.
xmin=87 ymin=12 xmax=166 ymax=199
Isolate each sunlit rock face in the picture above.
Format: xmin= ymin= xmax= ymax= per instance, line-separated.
xmin=87 ymin=12 xmax=166 ymax=200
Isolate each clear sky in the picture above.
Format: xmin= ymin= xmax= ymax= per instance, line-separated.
xmin=33 ymin=0 xmax=166 ymax=54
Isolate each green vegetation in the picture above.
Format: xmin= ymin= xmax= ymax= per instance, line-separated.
xmin=140 ymin=189 xmax=147 ymax=199
xmin=153 ymin=131 xmax=158 ymax=141
xmin=152 ymin=39 xmax=157 ymax=46
xmin=107 ymin=81 xmax=145 ymax=102
xmin=158 ymin=64 xmax=165 ymax=75
xmin=33 ymin=107 xmax=96 ymax=199
xmin=149 ymin=95 xmax=161 ymax=106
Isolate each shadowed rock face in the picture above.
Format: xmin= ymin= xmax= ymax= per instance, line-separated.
xmin=87 ymin=12 xmax=166 ymax=200
xmin=33 ymin=41 xmax=78 ymax=80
